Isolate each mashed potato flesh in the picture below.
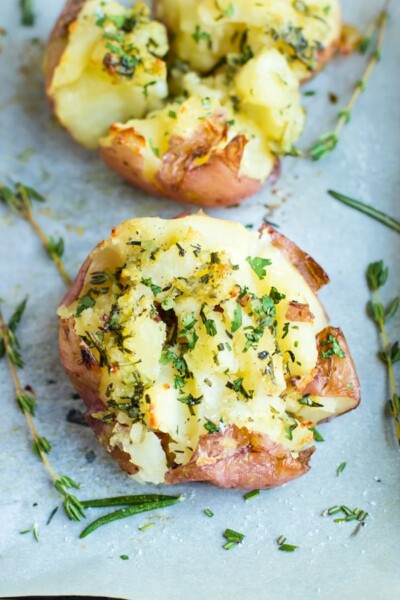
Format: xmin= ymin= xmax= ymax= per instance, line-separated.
xmin=156 ymin=0 xmax=341 ymax=79
xmin=49 ymin=0 xmax=169 ymax=148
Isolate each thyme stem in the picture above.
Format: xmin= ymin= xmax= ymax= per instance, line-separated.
xmin=0 ymin=304 xmax=86 ymax=519
xmin=16 ymin=185 xmax=72 ymax=286
xmin=367 ymin=261 xmax=400 ymax=444
xmin=310 ymin=3 xmax=390 ymax=160
xmin=0 ymin=183 xmax=72 ymax=286
xmin=373 ymin=287 xmax=400 ymax=443
xmin=0 ymin=310 xmax=58 ymax=480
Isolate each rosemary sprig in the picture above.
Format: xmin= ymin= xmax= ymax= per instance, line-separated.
xmin=80 ymin=496 xmax=183 ymax=538
xmin=328 ymin=190 xmax=400 ymax=234
xmin=310 ymin=4 xmax=390 ymax=160
xmin=0 ymin=182 xmax=71 ymax=286
xmin=20 ymin=0 xmax=35 ymax=26
xmin=0 ymin=302 xmax=86 ymax=521
xmin=367 ymin=261 xmax=400 ymax=444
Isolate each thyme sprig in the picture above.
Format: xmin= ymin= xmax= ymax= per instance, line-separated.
xmin=310 ymin=4 xmax=390 ymax=160
xmin=0 ymin=182 xmax=71 ymax=286
xmin=367 ymin=261 xmax=400 ymax=444
xmin=0 ymin=302 xmax=86 ymax=521
xmin=328 ymin=190 xmax=400 ymax=234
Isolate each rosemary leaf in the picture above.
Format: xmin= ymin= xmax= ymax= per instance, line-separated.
xmin=328 ymin=190 xmax=400 ymax=234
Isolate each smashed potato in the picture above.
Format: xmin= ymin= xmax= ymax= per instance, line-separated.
xmin=45 ymin=0 xmax=341 ymax=204
xmin=58 ymin=215 xmax=360 ymax=487
xmin=155 ymin=0 xmax=341 ymax=80
xmin=44 ymin=0 xmax=169 ymax=148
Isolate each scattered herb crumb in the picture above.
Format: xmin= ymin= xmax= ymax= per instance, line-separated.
xmin=244 ymin=489 xmax=260 ymax=501
xmin=223 ymin=528 xmax=245 ymax=550
xmin=336 ymin=462 xmax=347 ymax=476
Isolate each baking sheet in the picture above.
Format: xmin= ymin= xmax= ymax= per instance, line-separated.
xmin=0 ymin=1 xmax=399 ymax=598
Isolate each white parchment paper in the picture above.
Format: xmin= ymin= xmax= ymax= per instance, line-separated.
xmin=0 ymin=1 xmax=399 ymax=598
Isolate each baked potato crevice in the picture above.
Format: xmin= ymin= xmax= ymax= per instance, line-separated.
xmin=58 ymin=215 xmax=360 ymax=487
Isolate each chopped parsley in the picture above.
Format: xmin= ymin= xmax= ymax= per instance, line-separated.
xmin=270 ymin=286 xmax=286 ymax=304
xmin=192 ymin=25 xmax=212 ymax=49
xmin=75 ymin=295 xmax=95 ymax=317
xmin=320 ymin=334 xmax=346 ymax=359
xmin=178 ymin=394 xmax=203 ymax=416
xmin=204 ymin=418 xmax=220 ymax=434
xmin=231 ymin=302 xmax=242 ymax=333
xmin=200 ymin=304 xmax=217 ymax=337
xmin=246 ymin=256 xmax=272 ymax=280
xmin=226 ymin=377 xmax=254 ymax=400
xmin=141 ymin=277 xmax=162 ymax=296
xmin=298 ymin=394 xmax=323 ymax=408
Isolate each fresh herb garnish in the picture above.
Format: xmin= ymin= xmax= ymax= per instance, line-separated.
xmin=277 ymin=536 xmax=298 ymax=551
xmin=0 ymin=182 xmax=71 ymax=285
xmin=310 ymin=427 xmax=324 ymax=442
xmin=0 ymin=301 xmax=86 ymax=522
xmin=270 ymin=287 xmax=286 ymax=304
xmin=20 ymin=0 xmax=35 ymax=26
xmin=75 ymin=295 xmax=96 ymax=317
xmin=192 ymin=25 xmax=212 ymax=48
xmin=80 ymin=495 xmax=183 ymax=538
xmin=322 ymin=505 xmax=368 ymax=536
xmin=246 ymin=256 xmax=272 ymax=280
xmin=204 ymin=418 xmax=220 ymax=434
xmin=204 ymin=508 xmax=214 ymax=517
xmin=367 ymin=260 xmax=400 ymax=443
xmin=200 ymin=304 xmax=217 ymax=337
xmin=298 ymin=394 xmax=323 ymax=408
xmin=243 ymin=490 xmax=260 ymax=501
xmin=231 ymin=302 xmax=242 ymax=333
xmin=328 ymin=190 xmax=400 ymax=234
xmin=222 ymin=528 xmax=245 ymax=550
xmin=337 ymin=462 xmax=347 ymax=476
xmin=141 ymin=277 xmax=162 ymax=296
xmin=178 ymin=314 xmax=199 ymax=349
xmin=20 ymin=523 xmax=39 ymax=542
xmin=320 ymin=334 xmax=346 ymax=359
xmin=226 ymin=377 xmax=254 ymax=400
xmin=178 ymin=394 xmax=203 ymax=416
xmin=310 ymin=7 xmax=389 ymax=160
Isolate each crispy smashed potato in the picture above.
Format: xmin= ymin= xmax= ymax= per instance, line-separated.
xmin=58 ymin=215 xmax=360 ymax=487
xmin=155 ymin=0 xmax=341 ymax=80
xmin=45 ymin=0 xmax=341 ymax=203
xmin=44 ymin=0 xmax=169 ymax=148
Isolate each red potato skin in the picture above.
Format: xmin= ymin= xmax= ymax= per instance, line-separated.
xmin=260 ymin=224 xmax=330 ymax=293
xmin=285 ymin=301 xmax=315 ymax=323
xmin=166 ymin=426 xmax=314 ymax=488
xmin=58 ymin=218 xmax=359 ymax=487
xmin=99 ymin=115 xmax=265 ymax=207
xmin=292 ymin=326 xmax=361 ymax=418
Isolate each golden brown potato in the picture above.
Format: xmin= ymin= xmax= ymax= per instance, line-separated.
xmin=44 ymin=0 xmax=169 ymax=148
xmin=58 ymin=215 xmax=360 ymax=488
xmin=98 ymin=48 xmax=305 ymax=207
xmin=155 ymin=0 xmax=341 ymax=80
